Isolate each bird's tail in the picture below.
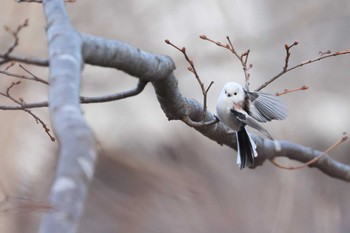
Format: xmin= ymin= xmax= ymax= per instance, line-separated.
xmin=236 ymin=128 xmax=258 ymax=169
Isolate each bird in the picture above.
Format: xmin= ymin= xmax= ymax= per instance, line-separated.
xmin=216 ymin=82 xmax=287 ymax=169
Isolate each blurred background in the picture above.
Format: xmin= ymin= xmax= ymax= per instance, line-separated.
xmin=0 ymin=1 xmax=350 ymax=233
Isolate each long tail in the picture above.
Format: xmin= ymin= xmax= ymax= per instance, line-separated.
xmin=236 ymin=128 xmax=258 ymax=169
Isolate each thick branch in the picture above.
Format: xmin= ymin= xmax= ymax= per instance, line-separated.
xmin=82 ymin=34 xmax=175 ymax=81
xmin=80 ymin=34 xmax=350 ymax=182
xmin=39 ymin=1 xmax=97 ymax=233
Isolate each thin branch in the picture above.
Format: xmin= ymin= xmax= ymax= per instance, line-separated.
xmin=0 ymin=80 xmax=148 ymax=110
xmin=79 ymin=80 xmax=148 ymax=103
xmin=0 ymin=81 xmax=55 ymax=141
xmin=0 ymin=64 xmax=49 ymax=85
xmin=1 ymin=20 xmax=46 ymax=66
xmin=165 ymin=39 xmax=214 ymax=120
xmin=283 ymin=41 xmax=299 ymax=71
xmin=19 ymin=64 xmax=49 ymax=84
xmin=276 ymin=85 xmax=309 ymax=96
xmin=255 ymin=48 xmax=350 ymax=91
xmin=200 ymin=35 xmax=252 ymax=91
xmin=2 ymin=19 xmax=29 ymax=57
xmin=0 ymin=54 xmax=49 ymax=66
xmin=1 ymin=61 xmax=16 ymax=71
xmin=270 ymin=134 xmax=348 ymax=170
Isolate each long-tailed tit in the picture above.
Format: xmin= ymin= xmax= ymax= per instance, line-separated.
xmin=216 ymin=82 xmax=287 ymax=169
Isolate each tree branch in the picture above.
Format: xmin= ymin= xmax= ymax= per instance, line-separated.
xmin=200 ymin=35 xmax=253 ymax=91
xmin=81 ymin=34 xmax=175 ymax=81
xmin=80 ymin=34 xmax=350 ymax=182
xmin=38 ymin=1 xmax=97 ymax=233
xmin=79 ymin=80 xmax=148 ymax=103
xmin=0 ymin=54 xmax=49 ymax=66
xmin=257 ymin=138 xmax=350 ymax=181
xmin=0 ymin=64 xmax=49 ymax=85
xmin=0 ymin=81 xmax=55 ymax=141
xmin=255 ymin=47 xmax=350 ymax=91
xmin=0 ymin=80 xmax=148 ymax=110
xmin=164 ymin=39 xmax=214 ymax=121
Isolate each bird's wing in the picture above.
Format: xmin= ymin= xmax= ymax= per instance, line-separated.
xmin=246 ymin=91 xmax=288 ymax=122
xmin=230 ymin=109 xmax=274 ymax=140
xmin=230 ymin=109 xmax=246 ymax=124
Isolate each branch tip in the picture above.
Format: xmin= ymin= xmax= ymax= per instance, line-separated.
xmin=270 ymin=133 xmax=347 ymax=170
xmin=276 ymin=85 xmax=309 ymax=96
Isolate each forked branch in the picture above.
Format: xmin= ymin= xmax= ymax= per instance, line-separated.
xmin=2 ymin=19 xmax=29 ymax=57
xmin=165 ymin=39 xmax=214 ymax=122
xmin=256 ymin=44 xmax=350 ymax=91
xmin=200 ymin=35 xmax=253 ymax=91
xmin=0 ymin=81 xmax=55 ymax=141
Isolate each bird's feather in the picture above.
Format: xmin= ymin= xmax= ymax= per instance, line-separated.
xmin=230 ymin=109 xmax=273 ymax=140
xmin=236 ymin=129 xmax=257 ymax=169
xmin=246 ymin=91 xmax=287 ymax=122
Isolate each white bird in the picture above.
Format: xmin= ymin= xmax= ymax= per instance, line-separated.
xmin=216 ymin=82 xmax=287 ymax=169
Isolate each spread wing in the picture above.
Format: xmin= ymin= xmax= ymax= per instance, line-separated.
xmin=246 ymin=91 xmax=287 ymax=122
xmin=230 ymin=109 xmax=273 ymax=140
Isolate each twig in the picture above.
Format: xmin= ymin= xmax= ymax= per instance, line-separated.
xmin=0 ymin=80 xmax=148 ymax=110
xmin=276 ymin=85 xmax=309 ymax=96
xmin=0 ymin=81 xmax=55 ymax=141
xmin=200 ymin=35 xmax=252 ymax=91
xmin=1 ymin=61 xmax=16 ymax=71
xmin=0 ymin=64 xmax=49 ymax=85
xmin=0 ymin=20 xmax=47 ymax=66
xmin=3 ymin=19 xmax=29 ymax=57
xmin=270 ymin=134 xmax=348 ymax=170
xmin=0 ymin=54 xmax=49 ymax=66
xmin=319 ymin=50 xmax=331 ymax=56
xmin=283 ymin=41 xmax=299 ymax=71
xmin=165 ymin=39 xmax=214 ymax=120
xmin=19 ymin=64 xmax=49 ymax=84
xmin=255 ymin=47 xmax=350 ymax=91
xmin=80 ymin=80 xmax=148 ymax=103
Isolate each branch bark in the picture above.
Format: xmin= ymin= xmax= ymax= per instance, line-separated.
xmin=38 ymin=1 xmax=97 ymax=233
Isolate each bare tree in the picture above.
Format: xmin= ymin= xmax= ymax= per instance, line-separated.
xmin=0 ymin=1 xmax=349 ymax=233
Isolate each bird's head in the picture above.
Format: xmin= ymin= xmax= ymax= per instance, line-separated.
xmin=220 ymin=82 xmax=245 ymax=105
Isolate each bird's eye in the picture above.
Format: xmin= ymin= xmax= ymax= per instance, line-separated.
xmin=234 ymin=92 xmax=237 ymax=95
